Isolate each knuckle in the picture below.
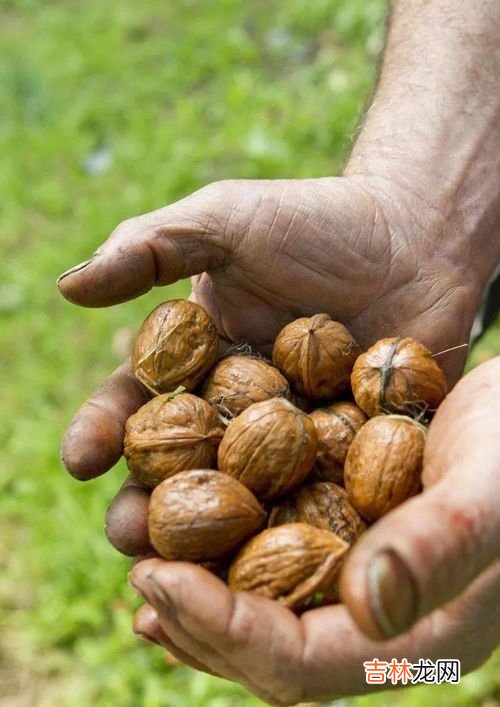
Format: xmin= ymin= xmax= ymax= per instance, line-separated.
xmin=224 ymin=594 xmax=256 ymax=649
xmin=110 ymin=215 xmax=143 ymax=241
xmin=201 ymin=179 xmax=239 ymax=197
xmin=198 ymin=179 xmax=252 ymax=210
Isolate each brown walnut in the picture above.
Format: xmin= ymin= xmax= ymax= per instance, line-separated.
xmin=272 ymin=314 xmax=361 ymax=401
xmin=148 ymin=470 xmax=266 ymax=562
xmin=351 ymin=337 xmax=447 ymax=418
xmin=268 ymin=481 xmax=367 ymax=544
xmin=218 ymin=398 xmax=317 ymax=502
xmin=124 ymin=393 xmax=224 ymax=487
xmin=200 ymin=355 xmax=290 ymax=420
xmin=309 ymin=402 xmax=367 ymax=484
xmin=228 ymin=523 xmax=349 ymax=611
xmin=132 ymin=299 xmax=218 ymax=395
xmin=344 ymin=414 xmax=427 ymax=521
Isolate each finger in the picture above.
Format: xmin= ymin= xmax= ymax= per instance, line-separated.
xmin=300 ymin=560 xmax=500 ymax=699
xmin=129 ymin=560 xmax=303 ymax=706
xmin=105 ymin=475 xmax=152 ymax=556
xmin=129 ymin=558 xmax=500 ymax=703
xmin=133 ymin=603 xmax=219 ymax=675
xmin=423 ymin=355 xmax=500 ymax=485
xmin=133 ymin=603 xmax=168 ymax=646
xmin=340 ymin=357 xmax=500 ymax=641
xmin=57 ymin=182 xmax=239 ymax=307
xmin=61 ymin=358 xmax=149 ymax=480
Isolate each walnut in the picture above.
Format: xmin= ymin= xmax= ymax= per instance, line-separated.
xmin=132 ymin=300 xmax=218 ymax=395
xmin=272 ymin=314 xmax=361 ymax=401
xmin=268 ymin=481 xmax=367 ymax=544
xmin=344 ymin=414 xmax=427 ymax=521
xmin=148 ymin=470 xmax=266 ymax=562
xmin=200 ymin=355 xmax=290 ymax=421
xmin=309 ymin=402 xmax=367 ymax=484
xmin=123 ymin=393 xmax=224 ymax=487
xmin=228 ymin=523 xmax=349 ymax=611
xmin=351 ymin=336 xmax=447 ymax=418
xmin=218 ymin=398 xmax=317 ymax=502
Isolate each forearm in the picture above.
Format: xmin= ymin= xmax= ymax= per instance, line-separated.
xmin=346 ymin=0 xmax=500 ymax=286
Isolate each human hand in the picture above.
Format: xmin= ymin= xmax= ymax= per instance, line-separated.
xmin=57 ymin=175 xmax=499 ymax=702
xmin=58 ymin=174 xmax=481 ymax=482
xmin=57 ymin=0 xmax=500 ymax=696
xmin=127 ymin=357 xmax=500 ymax=705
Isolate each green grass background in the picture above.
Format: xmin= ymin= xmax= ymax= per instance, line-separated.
xmin=1 ymin=0 xmax=499 ymax=705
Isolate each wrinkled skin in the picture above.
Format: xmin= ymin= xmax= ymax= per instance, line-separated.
xmin=58 ymin=177 xmax=478 ymax=380
xmin=58 ymin=176 xmax=480 ymax=476
xmin=57 ymin=175 xmax=500 ymax=703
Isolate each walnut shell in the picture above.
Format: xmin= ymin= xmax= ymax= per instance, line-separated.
xmin=268 ymin=482 xmax=367 ymax=544
xmin=309 ymin=402 xmax=367 ymax=484
xmin=148 ymin=470 xmax=266 ymax=561
xmin=218 ymin=398 xmax=317 ymax=502
xmin=200 ymin=355 xmax=290 ymax=420
xmin=228 ymin=523 xmax=349 ymax=611
xmin=344 ymin=415 xmax=427 ymax=521
xmin=124 ymin=393 xmax=224 ymax=487
xmin=132 ymin=300 xmax=218 ymax=395
xmin=272 ymin=314 xmax=361 ymax=401
xmin=351 ymin=337 xmax=447 ymax=418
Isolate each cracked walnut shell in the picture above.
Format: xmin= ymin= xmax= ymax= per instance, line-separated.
xmin=272 ymin=314 xmax=361 ymax=401
xmin=200 ymin=355 xmax=290 ymax=420
xmin=218 ymin=398 xmax=317 ymax=502
xmin=124 ymin=393 xmax=224 ymax=487
xmin=268 ymin=481 xmax=367 ymax=544
xmin=132 ymin=299 xmax=218 ymax=395
xmin=148 ymin=470 xmax=266 ymax=562
xmin=351 ymin=336 xmax=447 ymax=418
xmin=344 ymin=414 xmax=427 ymax=521
xmin=228 ymin=523 xmax=349 ymax=611
xmin=309 ymin=402 xmax=367 ymax=484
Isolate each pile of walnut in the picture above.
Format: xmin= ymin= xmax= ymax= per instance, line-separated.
xmin=123 ymin=299 xmax=447 ymax=612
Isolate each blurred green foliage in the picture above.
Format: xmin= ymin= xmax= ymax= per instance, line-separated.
xmin=0 ymin=0 xmax=498 ymax=705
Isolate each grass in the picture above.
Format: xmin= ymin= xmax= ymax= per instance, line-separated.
xmin=0 ymin=0 xmax=499 ymax=705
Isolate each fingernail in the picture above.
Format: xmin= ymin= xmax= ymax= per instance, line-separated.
xmin=147 ymin=574 xmax=172 ymax=609
xmin=129 ymin=570 xmax=172 ymax=612
xmin=128 ymin=571 xmax=143 ymax=596
xmin=57 ymin=258 xmax=94 ymax=284
xmin=57 ymin=248 xmax=102 ymax=284
xmin=367 ymin=549 xmax=419 ymax=639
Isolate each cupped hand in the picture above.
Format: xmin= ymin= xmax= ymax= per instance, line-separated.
xmin=131 ymin=357 xmax=500 ymax=705
xmin=57 ymin=178 xmax=498 ymax=702
xmin=58 ymin=176 xmax=479 ymax=480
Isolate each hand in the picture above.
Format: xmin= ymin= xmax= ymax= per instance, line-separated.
xmin=128 ymin=357 xmax=500 ymax=705
xmin=57 ymin=176 xmax=499 ymax=702
xmin=58 ymin=174 xmax=479 ymax=483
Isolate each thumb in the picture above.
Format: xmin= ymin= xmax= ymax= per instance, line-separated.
xmin=340 ymin=357 xmax=500 ymax=641
xmin=57 ymin=180 xmax=241 ymax=307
